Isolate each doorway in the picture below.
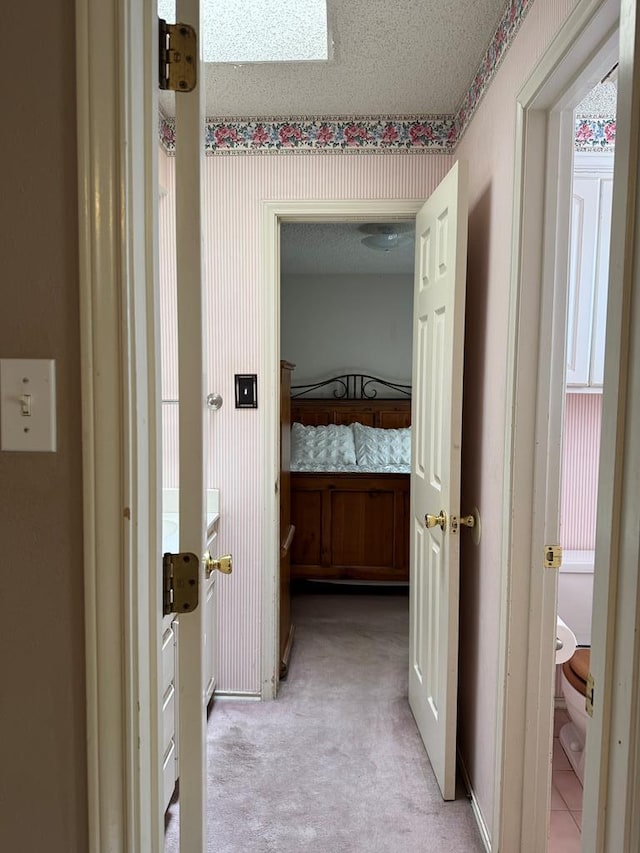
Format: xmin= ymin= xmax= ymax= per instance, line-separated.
xmin=550 ymin=77 xmax=616 ymax=849
xmin=277 ymin=219 xmax=415 ymax=675
xmin=497 ymin=4 xmax=621 ymax=849
xmin=261 ymin=163 xmax=471 ymax=805
xmin=259 ymin=200 xmax=424 ymax=699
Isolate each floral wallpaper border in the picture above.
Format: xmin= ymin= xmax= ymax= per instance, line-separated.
xmin=450 ymin=0 xmax=534 ymax=144
xmin=159 ymin=115 xmax=454 ymax=153
xmin=574 ymin=116 xmax=616 ymax=152
xmin=158 ymin=0 xmax=614 ymax=155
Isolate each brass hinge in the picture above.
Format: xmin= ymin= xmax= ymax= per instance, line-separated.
xmin=586 ymin=672 xmax=595 ymax=717
xmin=163 ymin=552 xmax=200 ymax=615
xmin=544 ymin=544 xmax=563 ymax=568
xmin=159 ymin=19 xmax=197 ymax=92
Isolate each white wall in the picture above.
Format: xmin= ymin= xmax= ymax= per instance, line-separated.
xmin=281 ymin=273 xmax=413 ymax=385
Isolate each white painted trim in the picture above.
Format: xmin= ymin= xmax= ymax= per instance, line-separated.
xmin=458 ymin=752 xmax=492 ymax=852
xmin=260 ymin=199 xmax=422 ymax=699
xmin=215 ymin=691 xmax=262 ymax=701
xmin=583 ymin=0 xmax=640 ymax=847
xmin=174 ymin=0 xmax=208 ymax=847
xmin=574 ymin=150 xmax=616 ymax=174
xmin=76 ymin=1 xmax=127 ymax=848
xmin=495 ymin=0 xmax=620 ymax=850
xmin=76 ymin=0 xmax=160 ymax=850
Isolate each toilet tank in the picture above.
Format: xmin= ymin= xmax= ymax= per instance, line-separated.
xmin=557 ymin=549 xmax=594 ymax=646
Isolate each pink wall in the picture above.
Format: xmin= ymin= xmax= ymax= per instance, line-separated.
xmin=561 ymin=393 xmax=602 ymax=550
xmin=455 ymin=0 xmax=576 ymax=835
xmin=159 ymin=153 xmax=455 ymax=692
xmin=203 ymin=155 xmax=453 ymax=692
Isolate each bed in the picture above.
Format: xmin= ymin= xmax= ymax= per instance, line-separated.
xmin=289 ymin=374 xmax=411 ymax=583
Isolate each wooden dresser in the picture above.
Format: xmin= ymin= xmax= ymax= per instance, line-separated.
xmin=280 ymin=361 xmax=296 ymax=677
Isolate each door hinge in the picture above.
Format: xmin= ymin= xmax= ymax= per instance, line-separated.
xmin=159 ymin=19 xmax=197 ymax=92
xmin=586 ymin=671 xmax=595 ymax=718
xmin=163 ymin=552 xmax=200 ymax=615
xmin=544 ymin=544 xmax=563 ymax=568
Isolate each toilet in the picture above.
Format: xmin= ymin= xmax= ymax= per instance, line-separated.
xmin=560 ymin=647 xmax=590 ymax=784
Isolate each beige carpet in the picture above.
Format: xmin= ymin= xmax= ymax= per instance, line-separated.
xmin=165 ymin=590 xmax=484 ymax=852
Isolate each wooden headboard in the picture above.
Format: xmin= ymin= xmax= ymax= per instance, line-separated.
xmin=291 ymin=398 xmax=411 ymax=428
xmin=289 ymin=374 xmax=411 ymax=428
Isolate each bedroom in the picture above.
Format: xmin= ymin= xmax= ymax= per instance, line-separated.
xmin=278 ymin=220 xmax=415 ymax=674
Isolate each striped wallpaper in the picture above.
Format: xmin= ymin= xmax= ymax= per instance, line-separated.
xmin=158 ymin=149 xmax=603 ymax=687
xmin=560 ymin=393 xmax=603 ymax=551
xmin=159 ymin=150 xmax=453 ymax=693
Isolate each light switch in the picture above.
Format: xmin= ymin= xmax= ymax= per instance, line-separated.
xmin=1 ymin=359 xmax=57 ymax=452
xmin=235 ymin=374 xmax=258 ymax=408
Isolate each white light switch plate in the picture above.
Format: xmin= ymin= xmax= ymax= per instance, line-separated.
xmin=1 ymin=359 xmax=57 ymax=452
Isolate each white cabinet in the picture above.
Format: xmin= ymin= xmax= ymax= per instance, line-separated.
xmin=566 ymin=152 xmax=614 ymax=389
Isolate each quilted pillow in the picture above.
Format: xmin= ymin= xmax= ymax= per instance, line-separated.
xmin=352 ymin=422 xmax=411 ymax=466
xmin=291 ymin=422 xmax=357 ymax=466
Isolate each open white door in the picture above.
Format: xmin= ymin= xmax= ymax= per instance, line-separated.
xmin=173 ymin=0 xmax=207 ymax=849
xmin=408 ymin=160 xmax=469 ymax=801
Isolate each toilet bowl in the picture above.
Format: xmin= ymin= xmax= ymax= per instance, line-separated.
xmin=560 ymin=647 xmax=590 ymax=785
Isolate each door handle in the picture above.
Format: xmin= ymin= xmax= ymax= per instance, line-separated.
xmin=204 ymin=551 xmax=233 ymax=578
xmin=425 ymin=510 xmax=447 ymax=532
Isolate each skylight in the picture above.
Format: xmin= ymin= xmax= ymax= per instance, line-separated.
xmin=158 ymin=0 xmax=329 ymax=63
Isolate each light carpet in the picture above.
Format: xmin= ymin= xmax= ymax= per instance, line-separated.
xmin=165 ymin=591 xmax=484 ymax=852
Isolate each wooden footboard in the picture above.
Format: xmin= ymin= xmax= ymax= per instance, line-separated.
xmin=290 ymin=472 xmax=410 ymax=582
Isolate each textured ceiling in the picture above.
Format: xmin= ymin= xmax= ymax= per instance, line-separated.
xmin=159 ymin=0 xmax=507 ymax=118
xmin=281 ymin=222 xmax=415 ymax=276
xmin=576 ymin=80 xmax=617 ymax=115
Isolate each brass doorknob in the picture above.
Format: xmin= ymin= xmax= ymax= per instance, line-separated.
xmin=204 ymin=552 xmax=233 ymax=578
xmin=425 ymin=510 xmax=447 ymax=532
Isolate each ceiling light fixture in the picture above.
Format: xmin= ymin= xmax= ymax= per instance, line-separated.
xmin=358 ymin=223 xmax=414 ymax=252
xmin=361 ymin=233 xmax=413 ymax=252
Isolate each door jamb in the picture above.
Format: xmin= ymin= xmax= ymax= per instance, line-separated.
xmin=260 ymin=199 xmax=422 ymax=699
xmin=496 ymin=0 xmax=621 ymax=848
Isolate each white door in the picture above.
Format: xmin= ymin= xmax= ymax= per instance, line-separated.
xmin=408 ymin=160 xmax=469 ymax=801
xmin=173 ymin=0 xmax=207 ymax=848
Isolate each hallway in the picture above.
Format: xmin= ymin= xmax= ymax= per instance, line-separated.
xmin=165 ymin=590 xmax=483 ymax=852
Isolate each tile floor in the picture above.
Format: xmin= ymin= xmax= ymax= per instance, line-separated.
xmin=549 ymin=708 xmax=583 ymax=852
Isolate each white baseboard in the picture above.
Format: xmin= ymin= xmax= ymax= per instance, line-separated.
xmin=458 ymin=751 xmax=492 ymax=852
xmin=214 ymin=690 xmax=262 ymax=702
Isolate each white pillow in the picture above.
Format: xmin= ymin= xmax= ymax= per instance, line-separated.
xmin=352 ymin=422 xmax=411 ymax=466
xmin=291 ymin=422 xmax=357 ymax=466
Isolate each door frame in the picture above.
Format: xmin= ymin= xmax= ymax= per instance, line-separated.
xmin=260 ymin=199 xmax=422 ymax=699
xmin=495 ymin=0 xmax=640 ymax=849
xmin=76 ymin=0 xmax=162 ymax=850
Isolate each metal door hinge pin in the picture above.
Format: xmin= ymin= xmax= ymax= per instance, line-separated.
xmin=163 ymin=552 xmax=199 ymax=615
xmin=586 ymin=672 xmax=595 ymax=717
xmin=159 ymin=19 xmax=197 ymax=92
